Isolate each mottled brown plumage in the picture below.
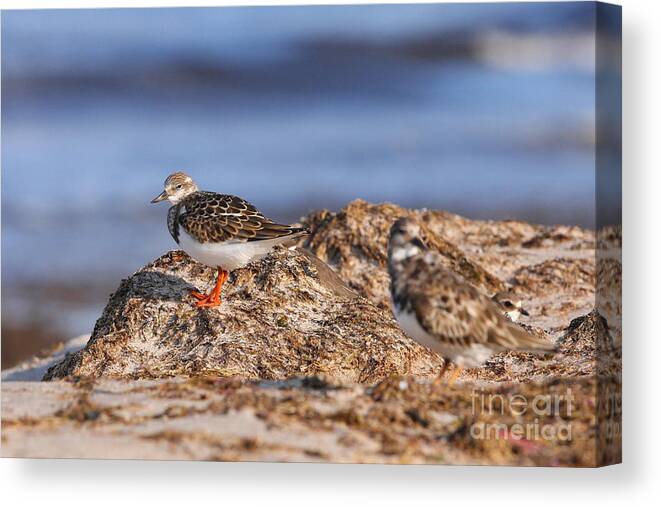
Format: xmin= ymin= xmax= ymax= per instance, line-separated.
xmin=169 ymin=192 xmax=306 ymax=244
xmin=388 ymin=217 xmax=555 ymax=368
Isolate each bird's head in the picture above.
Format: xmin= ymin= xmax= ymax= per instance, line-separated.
xmin=388 ymin=217 xmax=428 ymax=266
xmin=151 ymin=172 xmax=199 ymax=205
xmin=491 ymin=292 xmax=530 ymax=322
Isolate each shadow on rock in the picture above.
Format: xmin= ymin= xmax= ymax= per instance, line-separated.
xmin=119 ymin=271 xmax=198 ymax=302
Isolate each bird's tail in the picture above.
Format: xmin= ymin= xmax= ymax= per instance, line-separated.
xmin=503 ymin=323 xmax=558 ymax=355
xmin=249 ymin=223 xmax=310 ymax=242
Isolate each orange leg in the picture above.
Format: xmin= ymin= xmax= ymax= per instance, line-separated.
xmin=447 ymin=366 xmax=463 ymax=387
xmin=190 ymin=269 xmax=228 ymax=308
xmin=432 ymin=362 xmax=463 ymax=387
xmin=433 ymin=360 xmax=451 ymax=387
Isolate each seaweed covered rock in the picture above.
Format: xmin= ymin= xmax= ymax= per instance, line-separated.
xmin=44 ymin=247 xmax=443 ymax=381
xmin=44 ymin=199 xmax=614 ymax=384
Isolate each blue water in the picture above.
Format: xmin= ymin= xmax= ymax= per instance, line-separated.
xmin=1 ymin=3 xmax=601 ymax=339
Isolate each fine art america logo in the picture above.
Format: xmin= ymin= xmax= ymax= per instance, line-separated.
xmin=469 ymin=389 xmax=575 ymax=442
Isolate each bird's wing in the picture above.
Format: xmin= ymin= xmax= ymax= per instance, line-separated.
xmin=179 ymin=192 xmax=307 ymax=243
xmin=406 ymin=256 xmax=553 ymax=352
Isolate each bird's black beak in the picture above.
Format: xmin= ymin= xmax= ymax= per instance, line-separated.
xmin=151 ymin=191 xmax=168 ymax=204
xmin=520 ymin=308 xmax=530 ymax=316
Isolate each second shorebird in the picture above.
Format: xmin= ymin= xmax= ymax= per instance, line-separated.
xmin=387 ymin=217 xmax=555 ymax=382
xmin=152 ymin=172 xmax=308 ymax=307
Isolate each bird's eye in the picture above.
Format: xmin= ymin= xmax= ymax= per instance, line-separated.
xmin=176 ymin=184 xmax=182 ymax=189
xmin=504 ymin=301 xmax=514 ymax=308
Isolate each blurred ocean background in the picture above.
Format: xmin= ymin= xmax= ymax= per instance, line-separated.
xmin=2 ymin=2 xmax=610 ymax=367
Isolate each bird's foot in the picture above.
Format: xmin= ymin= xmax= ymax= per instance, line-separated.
xmin=190 ymin=290 xmax=208 ymax=301
xmin=189 ymin=290 xmax=221 ymax=307
xmin=195 ymin=297 xmax=221 ymax=308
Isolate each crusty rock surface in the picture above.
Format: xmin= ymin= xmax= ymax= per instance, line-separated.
xmin=44 ymin=200 xmax=619 ymax=384
xmin=43 ymin=246 xmax=443 ymax=382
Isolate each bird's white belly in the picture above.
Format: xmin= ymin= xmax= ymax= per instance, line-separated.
xmin=394 ymin=308 xmax=447 ymax=355
xmin=178 ymin=230 xmax=283 ymax=271
xmin=394 ymin=307 xmax=495 ymax=368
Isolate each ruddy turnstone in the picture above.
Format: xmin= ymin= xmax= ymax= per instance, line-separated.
xmin=387 ymin=217 xmax=555 ymax=382
xmin=152 ymin=171 xmax=309 ymax=307
xmin=491 ymin=291 xmax=530 ymax=322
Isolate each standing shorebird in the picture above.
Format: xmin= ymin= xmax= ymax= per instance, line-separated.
xmin=151 ymin=172 xmax=309 ymax=308
xmin=387 ymin=217 xmax=555 ymax=383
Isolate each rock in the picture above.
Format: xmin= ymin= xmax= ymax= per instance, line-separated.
xmin=44 ymin=199 xmax=615 ymax=385
xmin=44 ymin=246 xmax=443 ymax=382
